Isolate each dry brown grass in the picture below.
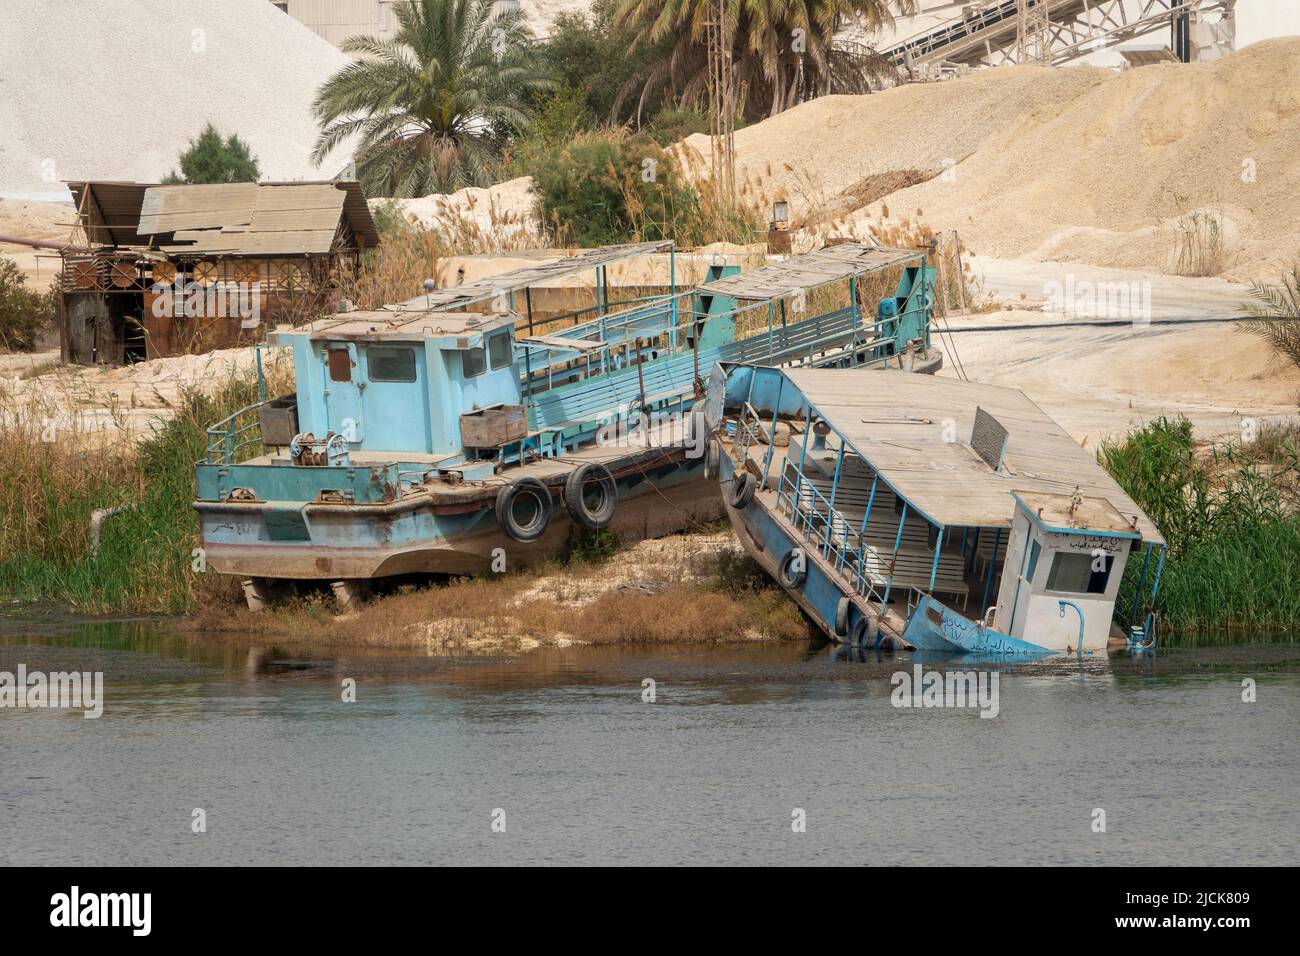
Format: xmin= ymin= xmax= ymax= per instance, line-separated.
xmin=182 ymin=533 xmax=813 ymax=649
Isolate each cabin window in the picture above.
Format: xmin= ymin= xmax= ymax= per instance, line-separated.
xmin=488 ymin=331 xmax=513 ymax=370
xmin=1046 ymin=551 xmax=1112 ymax=595
xmin=1025 ymin=540 xmax=1041 ymax=583
xmin=368 ymin=346 xmax=416 ymax=382
xmin=461 ymin=346 xmax=486 ymax=378
xmin=327 ymin=347 xmax=352 ymax=382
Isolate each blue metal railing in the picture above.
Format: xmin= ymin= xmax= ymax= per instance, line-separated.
xmin=205 ymin=400 xmax=270 ymax=465
xmin=774 ymin=463 xmax=890 ymax=612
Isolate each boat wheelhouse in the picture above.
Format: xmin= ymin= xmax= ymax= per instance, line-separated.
xmin=194 ymin=241 xmax=942 ymax=608
xmin=708 ymin=363 xmax=1167 ymax=655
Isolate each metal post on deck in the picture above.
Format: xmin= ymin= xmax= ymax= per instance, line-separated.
xmin=523 ymin=287 xmax=535 ymax=394
xmin=766 ymin=301 xmax=775 ymax=361
xmin=828 ymin=441 xmax=846 ymax=562
xmin=928 ymin=526 xmax=945 ymax=593
xmin=857 ymin=474 xmax=879 ymax=569
xmin=762 ymin=376 xmax=784 ymax=490
xmin=850 ymin=275 xmax=859 ymax=322
xmin=1131 ymin=542 xmax=1153 ymax=625
xmin=881 ymin=501 xmax=908 ymax=608
xmin=981 ymin=527 xmax=1001 ymax=616
xmin=597 ymin=265 xmax=608 ymax=376
xmin=1150 ymin=546 xmax=1167 ymax=600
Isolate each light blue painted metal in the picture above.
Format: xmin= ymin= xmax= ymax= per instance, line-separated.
xmin=928 ymin=525 xmax=944 ymax=592
xmin=1058 ymin=600 xmax=1087 ymax=655
xmin=903 ymin=594 xmax=1050 ymax=656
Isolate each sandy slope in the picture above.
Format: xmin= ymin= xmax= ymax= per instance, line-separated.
xmin=686 ymin=38 xmax=1300 ymax=281
xmin=0 ymin=198 xmax=71 ymax=289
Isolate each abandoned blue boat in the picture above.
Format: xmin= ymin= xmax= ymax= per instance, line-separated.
xmin=194 ymin=241 xmax=942 ymax=608
xmin=707 ymin=363 xmax=1167 ymax=655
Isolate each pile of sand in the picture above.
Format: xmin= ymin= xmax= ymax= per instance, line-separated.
xmin=687 ymin=38 xmax=1300 ymax=281
xmin=375 ymin=177 xmax=542 ymax=249
xmin=0 ymin=0 xmax=355 ymax=201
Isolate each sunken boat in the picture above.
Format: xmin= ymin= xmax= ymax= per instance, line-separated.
xmin=707 ymin=364 xmax=1167 ymax=655
xmin=194 ymin=241 xmax=943 ymax=609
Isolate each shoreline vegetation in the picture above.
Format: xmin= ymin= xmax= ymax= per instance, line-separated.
xmin=2 ymin=350 xmax=1297 ymax=644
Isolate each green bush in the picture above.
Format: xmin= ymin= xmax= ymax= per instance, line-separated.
xmin=163 ymin=123 xmax=260 ymax=184
xmin=643 ymin=106 xmax=710 ymax=146
xmin=1099 ymin=416 xmax=1300 ymax=634
xmin=0 ymin=256 xmax=54 ymax=352
xmin=523 ymin=130 xmax=701 ymax=247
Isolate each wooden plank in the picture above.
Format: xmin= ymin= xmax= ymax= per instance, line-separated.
xmin=518 ymin=333 xmax=604 ymax=352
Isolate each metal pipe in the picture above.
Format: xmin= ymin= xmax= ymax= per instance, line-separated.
xmin=0 ymin=233 xmax=89 ymax=252
xmin=1058 ymin=600 xmax=1086 ymax=655
xmin=89 ymin=505 xmax=130 ymax=553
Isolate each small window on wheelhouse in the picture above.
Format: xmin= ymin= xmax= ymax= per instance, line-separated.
xmin=461 ymin=345 xmax=486 ymax=378
xmin=327 ymin=347 xmax=352 ymax=382
xmin=488 ymin=331 xmax=512 ymax=370
xmin=368 ymin=346 xmax=416 ymax=382
xmin=1046 ymin=551 xmax=1112 ymax=595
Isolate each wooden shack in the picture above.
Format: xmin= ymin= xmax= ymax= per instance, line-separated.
xmin=60 ymin=180 xmax=379 ymax=365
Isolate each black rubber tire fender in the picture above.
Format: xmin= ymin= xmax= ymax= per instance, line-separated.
xmin=495 ymin=476 xmax=554 ymax=542
xmin=777 ymin=549 xmax=807 ymax=589
xmin=563 ymin=463 xmax=618 ymax=530
xmin=835 ymin=596 xmax=851 ymax=638
xmin=848 ymin=610 xmax=879 ymax=646
xmin=727 ymin=471 xmax=757 ymax=509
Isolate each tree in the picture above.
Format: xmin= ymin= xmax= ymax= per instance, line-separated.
xmin=0 ymin=256 xmax=55 ymax=352
xmin=1241 ymin=264 xmax=1300 ymax=374
xmin=612 ymin=0 xmax=914 ymax=122
xmin=312 ymin=0 xmax=554 ymax=197
xmin=164 ymin=124 xmax=260 ymax=184
xmin=536 ymin=0 xmax=673 ymax=127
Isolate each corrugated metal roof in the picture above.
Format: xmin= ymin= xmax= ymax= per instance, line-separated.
xmin=384 ymin=241 xmax=674 ymax=313
xmin=775 ymin=366 xmax=1164 ymax=544
xmin=698 ymin=243 xmax=922 ymax=301
xmin=65 ymin=180 xmax=378 ymax=254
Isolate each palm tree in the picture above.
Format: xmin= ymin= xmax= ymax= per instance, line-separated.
xmin=612 ymin=0 xmax=914 ymax=123
xmin=1240 ymin=264 xmax=1300 ymax=374
xmin=312 ymin=0 xmax=553 ymax=197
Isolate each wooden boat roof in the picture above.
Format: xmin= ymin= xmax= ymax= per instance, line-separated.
xmin=384 ymin=241 xmax=674 ymax=313
xmin=276 ymin=311 xmax=516 ymax=342
xmin=783 ymin=367 xmax=1165 ymax=544
xmin=697 ymin=243 xmax=922 ymax=301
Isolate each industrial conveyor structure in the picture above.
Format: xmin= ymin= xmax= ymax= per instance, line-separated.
xmin=881 ymin=0 xmax=1234 ymax=73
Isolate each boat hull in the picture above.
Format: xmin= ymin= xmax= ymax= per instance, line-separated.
xmin=197 ymin=456 xmax=720 ymax=581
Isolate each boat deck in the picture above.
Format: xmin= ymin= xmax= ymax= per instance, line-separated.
xmin=735 ymin=423 xmax=1006 ymax=633
xmin=241 ymin=419 xmax=694 ymax=503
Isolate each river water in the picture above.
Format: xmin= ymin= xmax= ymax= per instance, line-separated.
xmin=2 ymin=617 xmax=1297 ymax=866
